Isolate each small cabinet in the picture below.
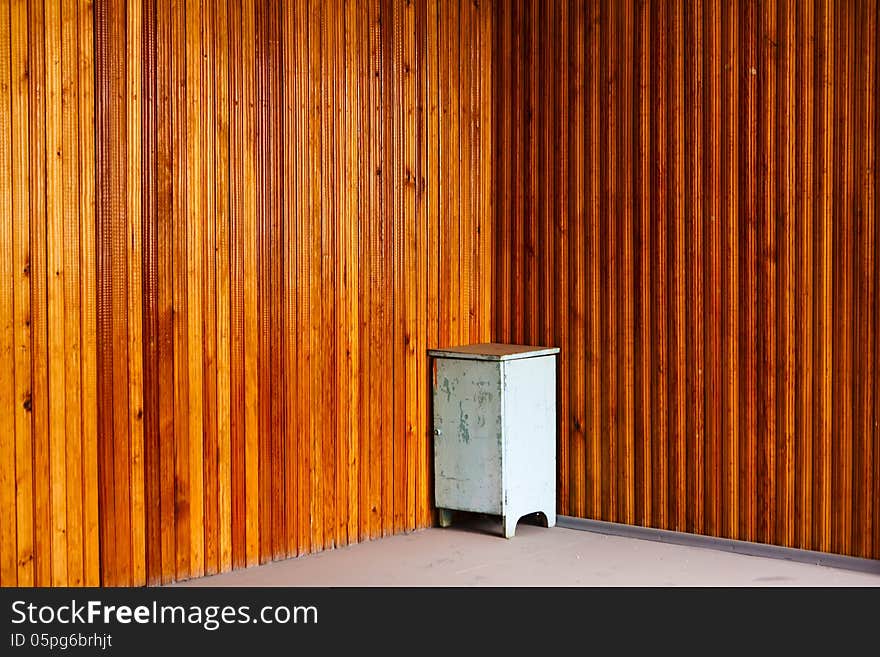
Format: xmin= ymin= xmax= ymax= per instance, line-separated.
xmin=428 ymin=343 xmax=559 ymax=538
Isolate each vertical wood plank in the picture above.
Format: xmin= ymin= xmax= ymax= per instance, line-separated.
xmin=227 ymin=0 xmax=243 ymax=570
xmin=215 ymin=0 xmax=232 ymax=574
xmin=461 ymin=0 xmax=474 ymax=345
xmin=110 ymin=0 xmax=132 ymax=585
xmin=419 ymin=0 xmax=441 ymax=523
xmin=685 ymin=0 xmax=705 ymax=536
xmin=141 ymin=0 xmax=160 ymax=586
xmin=777 ymin=0 xmax=796 ymax=549
xmin=378 ymin=0 xmax=392 ymax=539
xmin=254 ymin=0 xmax=264 ymax=563
xmin=494 ymin=0 xmax=509 ymax=343
xmin=618 ymin=0 xmax=635 ymax=528
xmin=348 ymin=0 xmax=362 ymax=540
xmin=539 ymin=0 xmax=554 ymax=494
xmin=553 ymin=0 xmax=570 ymax=518
xmin=875 ymin=0 xmax=880 ymax=562
xmin=367 ymin=0 xmax=380 ymax=540
xmin=172 ymin=0 xmax=191 ymax=582
xmin=703 ymin=0 xmax=722 ymax=538
xmin=307 ymin=0 xmax=325 ymax=549
xmin=200 ymin=0 xmax=218 ymax=575
xmin=721 ymin=0 xmax=739 ymax=540
xmin=126 ymin=0 xmax=146 ymax=586
xmin=523 ymin=0 xmax=535 ymax=344
xmin=586 ymin=0 xmax=601 ymax=522
xmin=403 ymin=0 xmax=416 ymax=533
xmin=569 ymin=0 xmax=585 ymax=519
xmin=650 ymin=0 xmax=669 ymax=530
xmin=0 ymin=0 xmax=15 ymax=588
xmin=852 ymin=0 xmax=875 ymax=560
xmin=156 ymin=0 xmax=174 ymax=585
xmin=391 ymin=0 xmax=404 ymax=538
xmin=146 ymin=0 xmax=164 ymax=586
xmin=667 ymin=0 xmax=686 ymax=532
xmin=281 ymin=0 xmax=297 ymax=558
xmin=601 ymin=0 xmax=619 ymax=524
xmin=11 ymin=0 xmax=33 ymax=586
xmin=276 ymin=0 xmax=288 ymax=558
xmin=332 ymin=0 xmax=344 ymax=549
xmin=832 ymin=0 xmax=853 ymax=556
xmin=506 ymin=0 xmax=517 ymax=343
xmin=61 ymin=0 xmax=84 ymax=586
xmin=95 ymin=0 xmax=114 ymax=586
xmin=739 ymin=0 xmax=758 ymax=543
xmin=186 ymin=0 xmax=206 ymax=579
xmin=738 ymin=0 xmax=757 ymax=545
xmin=46 ymin=0 xmax=69 ymax=586
xmin=28 ymin=0 xmax=51 ymax=587
xmin=418 ymin=0 xmax=430 ymax=530
xmin=242 ymin=0 xmax=259 ymax=568
xmin=479 ymin=0 xmax=493 ymax=344
xmin=332 ymin=0 xmax=348 ymax=545
xmin=357 ymin=0 xmax=372 ymax=540
xmin=634 ymin=0 xmax=653 ymax=528
xmin=813 ymin=0 xmax=833 ymax=554
xmin=296 ymin=0 xmax=313 ymax=554
xmin=795 ymin=0 xmax=815 ymax=552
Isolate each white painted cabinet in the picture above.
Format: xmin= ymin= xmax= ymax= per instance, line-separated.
xmin=428 ymin=343 xmax=559 ymax=538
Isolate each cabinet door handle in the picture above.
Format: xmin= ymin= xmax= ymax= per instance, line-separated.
xmin=433 ymin=429 xmax=442 ymax=436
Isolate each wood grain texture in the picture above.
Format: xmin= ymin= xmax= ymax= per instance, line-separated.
xmin=46 ymin=0 xmax=68 ymax=587
xmin=94 ymin=0 xmax=492 ymax=585
xmin=494 ymin=0 xmax=880 ymax=559
xmin=11 ymin=0 xmax=33 ymax=587
xmin=4 ymin=0 xmax=880 ymax=588
xmin=740 ymin=0 xmax=757 ymax=544
xmin=0 ymin=0 xmax=14 ymax=587
xmin=27 ymin=0 xmax=50 ymax=587
xmin=0 ymin=0 xmax=97 ymax=587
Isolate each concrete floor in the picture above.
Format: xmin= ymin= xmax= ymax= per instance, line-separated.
xmin=177 ymin=515 xmax=880 ymax=587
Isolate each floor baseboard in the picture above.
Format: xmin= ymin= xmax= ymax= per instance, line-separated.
xmin=557 ymin=515 xmax=880 ymax=576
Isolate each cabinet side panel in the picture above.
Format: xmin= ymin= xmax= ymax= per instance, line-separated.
xmin=502 ymin=356 xmax=557 ymax=520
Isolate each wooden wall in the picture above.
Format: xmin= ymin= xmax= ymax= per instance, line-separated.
xmin=0 ymin=0 xmax=100 ymax=586
xmin=494 ymin=0 xmax=880 ymax=559
xmin=4 ymin=0 xmax=878 ymax=588
xmin=0 ymin=0 xmax=493 ymax=587
xmin=110 ymin=0 xmax=492 ymax=586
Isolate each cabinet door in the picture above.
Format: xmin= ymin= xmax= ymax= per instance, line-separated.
xmin=432 ymin=358 xmax=503 ymax=514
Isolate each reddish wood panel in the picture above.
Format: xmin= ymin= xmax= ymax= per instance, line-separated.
xmin=494 ymin=0 xmax=880 ymax=559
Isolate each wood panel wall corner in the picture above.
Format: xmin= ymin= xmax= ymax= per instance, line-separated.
xmin=1 ymin=0 xmax=878 ymax=587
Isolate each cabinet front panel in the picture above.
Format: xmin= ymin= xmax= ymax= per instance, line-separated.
xmin=432 ymin=358 xmax=503 ymax=514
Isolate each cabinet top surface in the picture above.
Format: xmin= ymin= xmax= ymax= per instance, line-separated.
xmin=427 ymin=342 xmax=560 ymax=361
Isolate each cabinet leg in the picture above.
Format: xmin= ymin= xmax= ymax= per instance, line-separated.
xmin=502 ymin=514 xmax=518 ymax=539
xmin=438 ymin=508 xmax=454 ymax=528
